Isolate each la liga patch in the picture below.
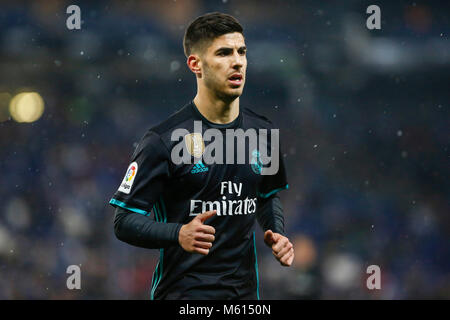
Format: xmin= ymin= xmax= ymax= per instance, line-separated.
xmin=118 ymin=162 xmax=138 ymax=194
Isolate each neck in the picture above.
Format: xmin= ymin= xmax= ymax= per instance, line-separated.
xmin=193 ymin=89 xmax=240 ymax=124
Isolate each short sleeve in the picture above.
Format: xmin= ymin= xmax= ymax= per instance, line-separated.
xmin=109 ymin=131 xmax=170 ymax=215
xmin=256 ymin=142 xmax=289 ymax=199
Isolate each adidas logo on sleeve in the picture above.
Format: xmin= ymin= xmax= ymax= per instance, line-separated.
xmin=191 ymin=160 xmax=209 ymax=174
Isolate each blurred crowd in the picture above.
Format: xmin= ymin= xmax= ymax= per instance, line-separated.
xmin=0 ymin=0 xmax=448 ymax=299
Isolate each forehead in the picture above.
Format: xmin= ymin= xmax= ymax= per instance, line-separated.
xmin=207 ymin=32 xmax=246 ymax=51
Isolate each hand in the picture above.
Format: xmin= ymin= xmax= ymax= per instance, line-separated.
xmin=264 ymin=230 xmax=294 ymax=267
xmin=178 ymin=210 xmax=216 ymax=255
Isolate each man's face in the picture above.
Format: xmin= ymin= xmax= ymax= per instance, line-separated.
xmin=199 ymin=32 xmax=247 ymax=101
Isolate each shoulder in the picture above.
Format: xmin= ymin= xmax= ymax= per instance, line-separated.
xmin=242 ymin=107 xmax=276 ymax=129
xmin=131 ymin=104 xmax=190 ymax=155
xmin=136 ymin=103 xmax=193 ymax=152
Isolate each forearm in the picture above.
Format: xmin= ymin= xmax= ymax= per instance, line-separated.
xmin=114 ymin=207 xmax=182 ymax=249
xmin=256 ymin=194 xmax=286 ymax=236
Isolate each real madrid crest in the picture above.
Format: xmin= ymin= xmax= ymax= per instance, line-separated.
xmin=184 ymin=133 xmax=205 ymax=158
xmin=251 ymin=149 xmax=263 ymax=174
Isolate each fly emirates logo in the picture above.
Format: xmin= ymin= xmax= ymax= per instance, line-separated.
xmin=189 ymin=181 xmax=257 ymax=217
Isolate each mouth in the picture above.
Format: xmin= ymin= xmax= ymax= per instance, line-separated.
xmin=228 ymin=73 xmax=243 ymax=87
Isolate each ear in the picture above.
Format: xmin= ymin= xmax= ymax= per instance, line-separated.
xmin=187 ymin=55 xmax=202 ymax=76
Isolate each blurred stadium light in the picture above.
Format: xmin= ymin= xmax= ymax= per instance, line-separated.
xmin=9 ymin=92 xmax=45 ymax=123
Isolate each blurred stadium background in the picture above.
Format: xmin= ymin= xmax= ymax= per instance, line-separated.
xmin=0 ymin=0 xmax=448 ymax=299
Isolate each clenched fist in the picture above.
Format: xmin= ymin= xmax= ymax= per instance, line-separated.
xmin=264 ymin=230 xmax=294 ymax=267
xmin=178 ymin=210 xmax=216 ymax=255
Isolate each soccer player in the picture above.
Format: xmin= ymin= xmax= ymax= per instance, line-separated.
xmin=110 ymin=12 xmax=294 ymax=300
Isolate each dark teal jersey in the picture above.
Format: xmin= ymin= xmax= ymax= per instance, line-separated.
xmin=110 ymin=101 xmax=288 ymax=300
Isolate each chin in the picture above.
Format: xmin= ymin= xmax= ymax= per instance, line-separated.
xmin=213 ymin=83 xmax=245 ymax=102
xmin=227 ymin=87 xmax=244 ymax=98
xmin=223 ymin=92 xmax=242 ymax=102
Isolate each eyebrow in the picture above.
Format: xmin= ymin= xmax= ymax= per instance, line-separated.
xmin=214 ymin=46 xmax=247 ymax=54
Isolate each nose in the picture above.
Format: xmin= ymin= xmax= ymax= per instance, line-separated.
xmin=231 ymin=51 xmax=244 ymax=69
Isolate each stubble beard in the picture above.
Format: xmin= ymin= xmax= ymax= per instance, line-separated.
xmin=203 ymin=64 xmax=243 ymax=103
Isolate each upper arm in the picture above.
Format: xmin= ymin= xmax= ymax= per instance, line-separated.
xmin=109 ymin=131 xmax=170 ymax=214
